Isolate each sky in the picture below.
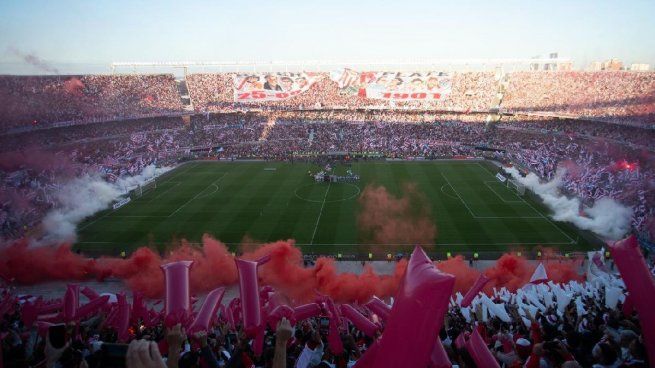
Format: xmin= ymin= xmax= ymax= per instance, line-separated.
xmin=1 ymin=0 xmax=654 ymax=74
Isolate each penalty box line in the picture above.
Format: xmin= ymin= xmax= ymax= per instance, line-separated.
xmin=167 ymin=172 xmax=227 ymax=218
xmin=483 ymin=181 xmax=525 ymax=203
xmin=440 ymin=171 xmax=572 ymax=238
xmin=148 ymin=182 xmax=182 ymax=203
xmin=475 ymin=163 xmax=577 ymax=244
xmin=90 ymin=172 xmax=228 ymax=221
xmin=158 ymin=162 xmax=200 ymax=185
xmin=440 ymin=173 xmax=539 ymax=219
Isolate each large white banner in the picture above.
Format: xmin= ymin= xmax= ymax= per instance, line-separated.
xmin=330 ymin=69 xmax=452 ymax=100
xmin=233 ymin=72 xmax=320 ymax=102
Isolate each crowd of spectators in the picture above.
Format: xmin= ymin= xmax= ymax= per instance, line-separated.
xmin=185 ymin=70 xmax=655 ymax=129
xmin=496 ymin=116 xmax=655 ymax=151
xmin=2 ymin=71 xmax=654 ymax=134
xmin=1 ymin=87 xmax=655 ymax=365
xmin=488 ymin=125 xmax=655 ymax=235
xmin=186 ymin=72 xmax=498 ymax=112
xmin=0 ymin=75 xmax=182 ymax=132
xmin=0 ymin=257 xmax=651 ymax=367
xmin=185 ymin=74 xmax=233 ymax=111
xmin=0 ymin=117 xmax=192 ymax=240
xmin=1 ymin=109 xmax=654 ymax=242
xmin=502 ymin=71 xmax=655 ymax=128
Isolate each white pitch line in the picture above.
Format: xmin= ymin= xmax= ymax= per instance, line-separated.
xmin=81 ymin=168 xmax=192 ymax=228
xmin=149 ymin=182 xmax=181 ymax=202
xmin=517 ymin=196 xmax=578 ymax=244
xmin=476 ymin=162 xmax=576 ymax=244
xmin=111 ymin=215 xmax=169 ymax=218
xmin=440 ymin=172 xmax=478 ymax=218
xmin=196 ymin=184 xmax=219 ymax=199
xmin=310 ymin=183 xmax=331 ymax=245
xmin=158 ymin=162 xmax=198 ymax=185
xmin=167 ymin=173 xmax=226 ymax=217
xmin=483 ymin=181 xmax=524 ymax=203
xmin=476 ymin=162 xmax=495 ymax=174
xmin=440 ymin=184 xmax=459 ymax=200
xmin=78 ymin=208 xmax=118 ymax=231
xmin=442 ymin=173 xmax=551 ymax=219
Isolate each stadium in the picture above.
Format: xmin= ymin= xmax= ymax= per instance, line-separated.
xmin=2 ymin=63 xmax=652 ymax=256
xmin=1 ymin=2 xmax=655 ymax=367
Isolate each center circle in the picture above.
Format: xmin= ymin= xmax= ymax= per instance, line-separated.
xmin=294 ymin=183 xmax=361 ymax=203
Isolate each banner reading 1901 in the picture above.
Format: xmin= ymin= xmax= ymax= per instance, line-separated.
xmin=330 ymin=69 xmax=452 ymax=100
xmin=233 ymin=72 xmax=320 ymax=102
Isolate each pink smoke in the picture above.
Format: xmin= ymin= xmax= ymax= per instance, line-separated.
xmin=357 ymin=183 xmax=436 ymax=248
xmin=0 ymin=236 xmax=584 ymax=303
xmin=63 ymin=77 xmax=85 ymax=96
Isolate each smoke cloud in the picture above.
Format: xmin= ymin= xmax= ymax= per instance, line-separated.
xmin=63 ymin=77 xmax=85 ymax=96
xmin=503 ymin=166 xmax=632 ymax=240
xmin=37 ymin=165 xmax=171 ymax=244
xmin=0 ymin=236 xmax=583 ymax=303
xmin=0 ymin=163 xmax=586 ymax=303
xmin=8 ymin=47 xmax=59 ymax=74
xmin=357 ymin=183 xmax=436 ymax=247
xmin=482 ymin=252 xmax=584 ymax=292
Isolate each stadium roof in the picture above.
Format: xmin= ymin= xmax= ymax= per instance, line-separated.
xmin=111 ymin=58 xmax=571 ymax=72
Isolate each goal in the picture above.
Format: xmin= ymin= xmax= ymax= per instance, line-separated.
xmin=134 ymin=178 xmax=157 ymax=198
xmin=507 ymin=179 xmax=526 ymax=196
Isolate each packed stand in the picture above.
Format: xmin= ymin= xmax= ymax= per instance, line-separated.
xmin=0 ymin=74 xmax=182 ymax=132
xmin=487 ymin=123 xmax=655 ymax=236
xmin=0 ymin=117 xmax=193 ymax=241
xmin=185 ymin=72 xmax=498 ymax=112
xmin=0 ymin=247 xmax=652 ymax=368
xmin=2 ymin=109 xmax=655 ymax=242
xmin=502 ymin=71 xmax=655 ymax=128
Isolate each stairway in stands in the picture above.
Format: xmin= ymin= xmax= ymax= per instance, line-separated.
xmin=485 ymin=69 xmax=509 ymax=127
xmin=259 ymin=117 xmax=277 ymax=141
xmin=176 ymin=79 xmax=194 ymax=111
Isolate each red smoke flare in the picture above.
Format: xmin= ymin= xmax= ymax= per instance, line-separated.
xmin=63 ymin=77 xmax=85 ymax=96
xmin=357 ymin=183 xmax=436 ymax=248
xmin=483 ymin=253 xmax=535 ymax=292
xmin=435 ymin=256 xmax=480 ymax=294
xmin=0 ymin=239 xmax=95 ymax=284
xmin=0 ymin=237 xmax=583 ymax=303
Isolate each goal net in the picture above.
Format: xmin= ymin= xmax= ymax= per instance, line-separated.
xmin=507 ymin=179 xmax=526 ymax=196
xmin=134 ymin=178 xmax=157 ymax=198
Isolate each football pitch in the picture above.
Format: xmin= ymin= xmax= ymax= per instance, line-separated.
xmin=75 ymin=160 xmax=600 ymax=256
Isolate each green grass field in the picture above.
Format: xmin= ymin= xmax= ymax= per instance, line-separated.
xmin=75 ymin=160 xmax=600 ymax=257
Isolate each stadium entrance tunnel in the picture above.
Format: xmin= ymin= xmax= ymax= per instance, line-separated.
xmin=294 ymin=183 xmax=361 ymax=203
